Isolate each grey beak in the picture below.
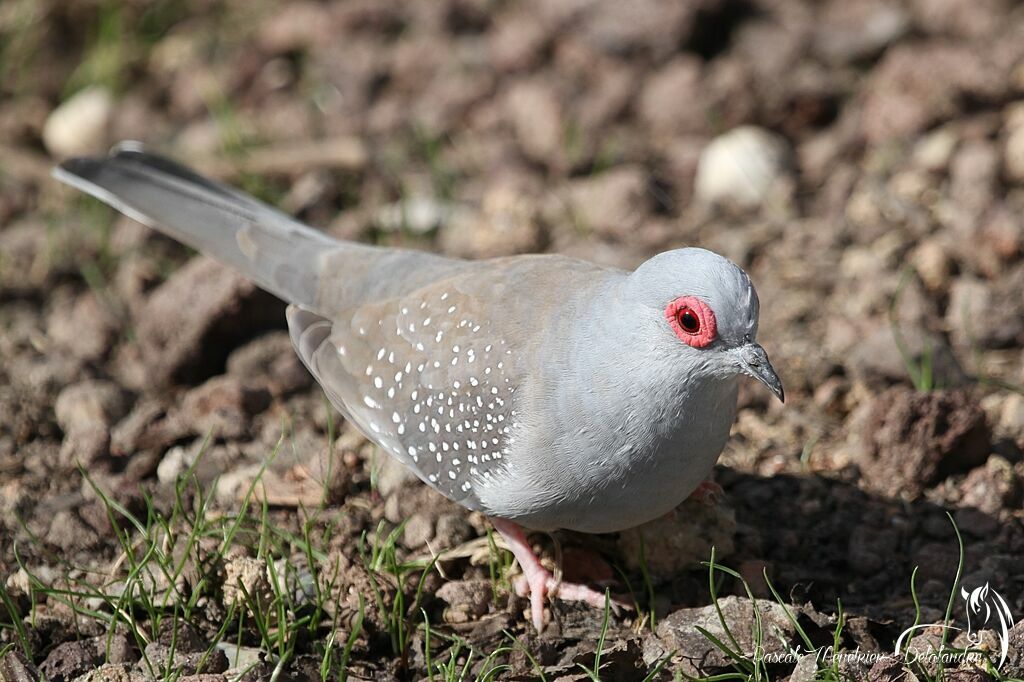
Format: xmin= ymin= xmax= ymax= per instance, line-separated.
xmin=737 ymin=343 xmax=785 ymax=403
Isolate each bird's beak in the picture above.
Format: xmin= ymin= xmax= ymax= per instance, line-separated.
xmin=736 ymin=343 xmax=784 ymax=403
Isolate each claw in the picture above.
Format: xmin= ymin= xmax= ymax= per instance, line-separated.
xmin=491 ymin=517 xmax=627 ymax=631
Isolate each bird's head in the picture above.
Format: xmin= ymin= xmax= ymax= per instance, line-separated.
xmin=624 ymin=247 xmax=784 ymax=402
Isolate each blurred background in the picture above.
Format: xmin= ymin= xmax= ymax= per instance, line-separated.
xmin=2 ymin=0 xmax=1024 ymax=679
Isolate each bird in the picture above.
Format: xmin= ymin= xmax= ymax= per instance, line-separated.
xmin=53 ymin=143 xmax=784 ymax=631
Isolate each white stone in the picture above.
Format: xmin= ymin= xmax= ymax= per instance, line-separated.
xmin=694 ymin=126 xmax=791 ymax=208
xmin=42 ymin=86 xmax=114 ymax=158
xmin=1004 ymin=113 xmax=1024 ymax=185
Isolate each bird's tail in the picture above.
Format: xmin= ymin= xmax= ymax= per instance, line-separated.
xmin=53 ymin=142 xmax=336 ymax=307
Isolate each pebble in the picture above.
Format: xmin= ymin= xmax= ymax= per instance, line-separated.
xmin=913 ymin=127 xmax=958 ymax=172
xmin=1004 ymin=102 xmax=1024 ymax=184
xmin=911 ymin=239 xmax=953 ymax=291
xmin=402 ymin=512 xmax=434 ymax=549
xmin=375 ymin=197 xmax=460 ymax=235
xmin=42 ymin=86 xmax=114 ymax=158
xmin=55 ymin=380 xmax=128 ymax=434
xmin=998 ymin=393 xmax=1024 ymax=442
xmin=436 ymin=579 xmax=492 ymax=623
xmin=694 ymin=126 xmax=791 ymax=209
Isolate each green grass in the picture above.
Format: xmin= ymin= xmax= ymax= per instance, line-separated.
xmin=1 ymin=433 xmax=349 ymax=679
xmin=5 ymin=460 xmax=1010 ymax=682
xmin=686 ymin=514 xmax=1024 ymax=682
xmin=889 ymin=267 xmax=937 ymax=392
xmin=0 ymin=424 xmax=561 ymax=680
xmin=484 ymin=527 xmax=514 ymax=604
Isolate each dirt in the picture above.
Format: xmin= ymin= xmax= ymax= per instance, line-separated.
xmin=2 ymin=0 xmax=1024 ymax=680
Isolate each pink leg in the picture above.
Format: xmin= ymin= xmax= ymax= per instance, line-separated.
xmin=688 ymin=479 xmax=724 ymax=506
xmin=490 ymin=518 xmax=610 ymax=631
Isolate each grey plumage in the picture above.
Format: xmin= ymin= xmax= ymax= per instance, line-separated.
xmin=54 ymin=144 xmax=782 ymax=537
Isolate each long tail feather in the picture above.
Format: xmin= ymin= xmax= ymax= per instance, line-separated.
xmin=53 ymin=142 xmax=336 ymax=306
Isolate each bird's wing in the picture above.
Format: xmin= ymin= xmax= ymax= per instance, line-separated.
xmin=288 ymin=256 xmax=608 ymax=509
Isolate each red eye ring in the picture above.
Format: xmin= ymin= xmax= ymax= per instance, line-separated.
xmin=665 ymin=296 xmax=717 ymax=348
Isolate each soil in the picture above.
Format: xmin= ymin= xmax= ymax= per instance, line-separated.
xmin=2 ymin=0 xmax=1024 ymax=680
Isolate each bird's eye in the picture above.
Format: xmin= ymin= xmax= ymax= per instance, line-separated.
xmin=664 ymin=296 xmax=717 ymax=348
xmin=678 ymin=307 xmax=700 ymax=333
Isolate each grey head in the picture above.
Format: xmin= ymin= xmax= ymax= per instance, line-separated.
xmin=620 ymin=247 xmax=784 ymax=402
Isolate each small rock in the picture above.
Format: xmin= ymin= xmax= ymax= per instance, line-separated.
xmin=980 ymin=206 xmax=1022 ymax=264
xmin=946 ymin=270 xmax=1024 ymax=349
xmin=55 ymin=381 xmax=128 ymax=434
xmin=439 ymin=179 xmax=544 ymax=259
xmin=959 ymin=456 xmax=1020 ymax=514
xmin=911 ymin=240 xmax=953 ymax=292
xmin=0 ymin=649 xmax=39 ymax=682
xmin=0 ymin=221 xmax=50 ymax=295
xmin=71 ymin=663 xmax=148 ymax=682
xmin=142 ymin=644 xmax=228 ymax=677
xmin=46 ymin=509 xmax=99 ymax=551
xmin=154 ymin=618 xmax=207 ymax=654
xmin=488 ymin=10 xmax=549 ymax=71
xmin=215 ymin=643 xmax=263 ymax=672
xmin=579 ymin=0 xmax=702 ymax=58
xmin=402 ymin=513 xmax=434 ymax=549
xmin=950 ymin=139 xmax=999 ymax=216
xmin=814 ymin=0 xmax=910 ymax=64
xmin=789 ymin=654 xmax=820 ymax=682
xmin=694 ymin=126 xmax=792 ymax=209
xmin=953 ymin=507 xmax=999 ymax=538
xmin=913 ymin=127 xmax=959 ymax=172
xmin=1004 ymin=104 xmax=1024 ymax=185
xmin=1003 ymin=619 xmax=1024 ymax=677
xmin=618 ymin=498 xmax=736 ymax=579
xmin=226 ymin=332 xmax=311 ymax=397
xmin=59 ymin=425 xmax=111 ymax=469
xmin=867 ymin=655 xmax=915 ymax=682
xmin=434 ymin=513 xmax=474 ymax=548
xmin=654 ymin=597 xmax=797 ymax=678
xmin=857 ymin=387 xmax=991 ymax=498
xmin=563 ymin=165 xmax=649 ymax=238
xmin=109 ymin=399 xmax=173 ymax=456
xmin=43 ymin=86 xmax=113 ymax=158
xmin=135 ymin=257 xmax=284 ymax=387
xmin=375 ymin=450 xmax=417 ymax=498
xmin=436 ymin=579 xmax=493 ymax=623
xmin=375 ymin=197 xmax=461 ymax=235
xmin=996 ymin=393 xmax=1024 ymax=443
xmin=910 ymin=0 xmax=1008 ymax=39
xmin=47 ymin=292 xmax=119 ymax=363
xmin=54 ymin=380 xmax=128 ymax=468
xmin=214 ymin=463 xmax=265 ymax=505
xmin=861 ymin=43 xmax=1001 ymax=144
xmin=222 ymin=556 xmax=272 ymax=614
xmin=40 ymin=639 xmax=102 ymax=682
xmin=179 ymin=375 xmax=270 ymax=440
xmin=638 ymin=56 xmax=705 ymax=135
xmin=505 ymin=78 xmax=563 ymax=167
xmin=847 ymin=326 xmax=966 ymax=390
xmin=103 ymin=634 xmax=139 ymax=665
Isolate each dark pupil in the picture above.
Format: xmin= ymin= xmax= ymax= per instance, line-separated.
xmin=680 ymin=310 xmax=699 ymax=332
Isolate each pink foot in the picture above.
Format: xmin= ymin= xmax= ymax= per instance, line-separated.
xmin=491 ymin=518 xmax=616 ymax=631
xmin=688 ymin=479 xmax=724 ymax=506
